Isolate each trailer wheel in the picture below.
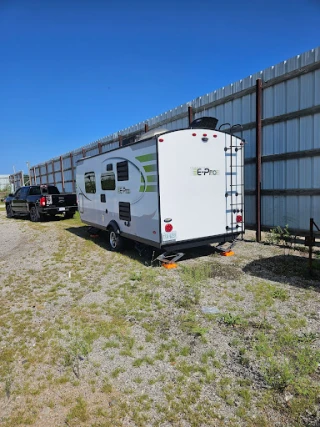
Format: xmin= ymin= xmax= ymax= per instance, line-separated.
xmin=30 ymin=206 xmax=42 ymax=222
xmin=108 ymin=229 xmax=124 ymax=252
xmin=6 ymin=204 xmax=14 ymax=218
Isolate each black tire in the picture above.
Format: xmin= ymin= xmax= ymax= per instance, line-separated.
xmin=64 ymin=212 xmax=75 ymax=219
xmin=108 ymin=228 xmax=125 ymax=252
xmin=29 ymin=206 xmax=42 ymax=222
xmin=6 ymin=204 xmax=14 ymax=218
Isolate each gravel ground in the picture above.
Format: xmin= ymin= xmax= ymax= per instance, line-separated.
xmin=0 ymin=210 xmax=319 ymax=427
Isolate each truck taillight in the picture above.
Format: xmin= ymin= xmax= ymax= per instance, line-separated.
xmin=165 ymin=224 xmax=173 ymax=232
xmin=236 ymin=215 xmax=243 ymax=223
xmin=40 ymin=196 xmax=46 ymax=207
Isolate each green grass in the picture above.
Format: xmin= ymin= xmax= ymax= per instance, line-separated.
xmin=1 ymin=213 xmax=320 ymax=426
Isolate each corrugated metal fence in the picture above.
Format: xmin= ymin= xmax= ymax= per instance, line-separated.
xmin=10 ymin=47 xmax=320 ymax=235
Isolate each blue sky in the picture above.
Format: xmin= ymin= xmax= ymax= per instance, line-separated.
xmin=0 ymin=0 xmax=319 ymax=175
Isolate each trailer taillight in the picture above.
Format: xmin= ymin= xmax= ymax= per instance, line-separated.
xmin=236 ymin=215 xmax=243 ymax=223
xmin=40 ymin=196 xmax=46 ymax=207
xmin=165 ymin=224 xmax=173 ymax=232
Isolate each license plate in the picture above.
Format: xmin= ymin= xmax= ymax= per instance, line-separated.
xmin=162 ymin=231 xmax=177 ymax=242
xmin=58 ymin=207 xmax=65 ymax=212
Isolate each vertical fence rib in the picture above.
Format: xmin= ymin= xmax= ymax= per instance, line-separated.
xmin=52 ymin=161 xmax=56 ymax=186
xmin=188 ymin=106 xmax=194 ymax=126
xmin=45 ymin=163 xmax=49 ymax=185
xmin=255 ymin=79 xmax=263 ymax=242
xmin=60 ymin=156 xmax=65 ymax=192
xmin=70 ymin=153 xmax=75 ymax=192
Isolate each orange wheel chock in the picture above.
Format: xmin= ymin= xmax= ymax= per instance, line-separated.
xmin=220 ymin=251 xmax=235 ymax=257
xmin=162 ymin=263 xmax=178 ymax=269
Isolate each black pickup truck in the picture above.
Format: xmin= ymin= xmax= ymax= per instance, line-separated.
xmin=5 ymin=185 xmax=78 ymax=222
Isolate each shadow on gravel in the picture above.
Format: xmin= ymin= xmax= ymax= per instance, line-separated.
xmin=8 ymin=214 xmax=68 ymax=223
xmin=66 ymin=226 xmax=224 ymax=266
xmin=243 ymin=254 xmax=320 ymax=291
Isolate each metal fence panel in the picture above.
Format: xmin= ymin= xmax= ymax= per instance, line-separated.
xmin=63 ymin=156 xmax=71 ymax=170
xmin=245 ymin=195 xmax=256 ymax=225
xmin=19 ymin=46 xmax=320 ymax=233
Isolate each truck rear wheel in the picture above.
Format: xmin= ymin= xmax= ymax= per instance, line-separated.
xmin=6 ymin=204 xmax=14 ymax=218
xmin=30 ymin=206 xmax=42 ymax=222
xmin=108 ymin=229 xmax=125 ymax=252
xmin=64 ymin=212 xmax=75 ymax=219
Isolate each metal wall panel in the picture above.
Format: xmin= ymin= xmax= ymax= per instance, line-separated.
xmin=55 ymin=183 xmax=63 ymax=192
xmin=64 ymin=182 xmax=73 ymax=192
xmin=63 ymin=156 xmax=71 ymax=170
xmin=101 ymin=141 xmax=119 ymax=153
xmin=245 ymin=163 xmax=256 ymax=191
xmin=25 ymin=46 xmax=320 ymax=232
xmin=54 ymin=172 xmax=62 ymax=182
xmin=0 ymin=175 xmax=9 ymax=190
xmin=244 ymin=195 xmax=256 ymax=225
xmin=86 ymin=147 xmax=99 ymax=157
xmin=63 ymin=169 xmax=73 ymax=182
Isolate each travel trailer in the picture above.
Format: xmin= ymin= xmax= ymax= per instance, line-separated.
xmin=76 ymin=118 xmax=245 ymax=260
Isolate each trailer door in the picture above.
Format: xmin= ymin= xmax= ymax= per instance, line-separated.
xmin=157 ymin=130 xmax=243 ymax=244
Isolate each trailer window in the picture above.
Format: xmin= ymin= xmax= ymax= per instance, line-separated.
xmin=101 ymin=172 xmax=115 ymax=191
xmin=85 ymin=172 xmax=96 ymax=193
xmin=117 ymin=161 xmax=129 ymax=181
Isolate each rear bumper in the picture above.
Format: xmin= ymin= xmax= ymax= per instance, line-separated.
xmin=39 ymin=206 xmax=78 ymax=215
xmin=161 ymin=232 xmax=242 ymax=251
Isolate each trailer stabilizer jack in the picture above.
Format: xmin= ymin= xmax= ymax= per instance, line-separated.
xmin=162 ymin=262 xmax=178 ymax=269
xmin=156 ymin=251 xmax=184 ymax=267
xmin=220 ymin=250 xmax=235 ymax=257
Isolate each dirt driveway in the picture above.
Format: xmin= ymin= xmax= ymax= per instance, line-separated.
xmin=0 ymin=211 xmax=319 ymax=426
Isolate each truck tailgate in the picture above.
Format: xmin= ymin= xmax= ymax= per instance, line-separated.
xmin=50 ymin=194 xmax=77 ymax=207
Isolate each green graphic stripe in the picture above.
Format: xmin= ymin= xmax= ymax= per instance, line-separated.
xmin=139 ymin=185 xmax=158 ymax=193
xmin=147 ymin=175 xmax=157 ymax=182
xmin=143 ymin=164 xmax=157 ymax=172
xmin=136 ymin=153 xmax=157 ymax=163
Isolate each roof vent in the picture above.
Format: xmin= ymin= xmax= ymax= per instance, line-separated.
xmin=189 ymin=117 xmax=218 ymax=130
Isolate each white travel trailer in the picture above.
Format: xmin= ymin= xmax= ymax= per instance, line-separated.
xmin=76 ymin=118 xmax=245 ymax=259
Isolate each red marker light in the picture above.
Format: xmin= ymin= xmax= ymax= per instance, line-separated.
xmin=203 ymin=133 xmax=207 ymax=137
xmin=165 ymin=224 xmax=173 ymax=232
xmin=192 ymin=133 xmax=197 ymax=136
xmin=213 ymin=134 xmax=217 ymax=138
xmin=159 ymin=138 xmax=164 ymax=142
xmin=236 ymin=215 xmax=243 ymax=223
